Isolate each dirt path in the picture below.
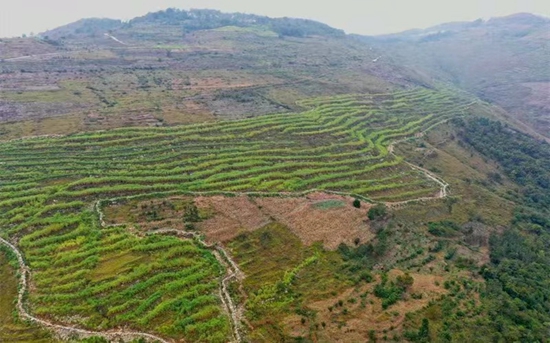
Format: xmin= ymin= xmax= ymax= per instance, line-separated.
xmin=386 ymin=160 xmax=450 ymax=208
xmin=385 ymin=116 xmax=461 ymax=207
xmin=146 ymin=229 xmax=245 ymax=343
xmin=3 ymin=52 xmax=65 ymax=62
xmin=104 ymin=33 xmax=128 ymax=46
xmin=96 ymin=199 xmax=245 ymax=342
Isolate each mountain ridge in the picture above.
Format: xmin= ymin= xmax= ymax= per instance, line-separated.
xmin=41 ymin=8 xmax=345 ymax=40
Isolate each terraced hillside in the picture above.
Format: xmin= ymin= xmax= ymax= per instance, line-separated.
xmin=0 ymin=87 xmax=478 ymax=342
xmin=0 ymin=9 xmax=428 ymax=139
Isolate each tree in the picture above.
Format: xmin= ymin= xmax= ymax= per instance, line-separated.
xmin=396 ymin=273 xmax=414 ymax=290
xmin=418 ymin=318 xmax=430 ymax=342
xmin=444 ymin=196 xmax=458 ymax=214
xmin=368 ymin=330 xmax=377 ymax=342
xmin=353 ymin=198 xmax=361 ymax=208
xmin=368 ymin=204 xmax=387 ymax=220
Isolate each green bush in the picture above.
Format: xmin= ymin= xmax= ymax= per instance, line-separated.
xmin=427 ymin=220 xmax=460 ymax=237
xmin=368 ymin=204 xmax=387 ymax=220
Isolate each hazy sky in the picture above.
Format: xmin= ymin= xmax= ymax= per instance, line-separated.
xmin=1 ymin=0 xmax=549 ymax=38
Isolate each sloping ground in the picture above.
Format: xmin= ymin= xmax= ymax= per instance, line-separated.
xmin=0 ymin=251 xmax=59 ymax=343
xmin=0 ymin=88 xmax=482 ymax=342
xmin=0 ymin=15 xmax=430 ymax=138
xmin=0 ymin=38 xmax=59 ymax=60
xmin=104 ymin=193 xmax=374 ymax=250
xmin=293 ymin=270 xmax=447 ymax=341
xmin=364 ymin=13 xmax=550 ymax=138
xmin=252 ymin=194 xmax=373 ymax=249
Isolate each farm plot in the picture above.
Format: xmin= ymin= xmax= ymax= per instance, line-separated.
xmin=0 ymin=87 xmax=475 ymax=341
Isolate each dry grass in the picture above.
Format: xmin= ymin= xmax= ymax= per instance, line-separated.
xmin=196 ymin=195 xmax=271 ymax=243
xmin=295 ymin=270 xmax=447 ymax=341
xmin=394 ymin=124 xmax=515 ymax=226
xmin=253 ymin=193 xmax=374 ymax=250
xmin=105 ymin=193 xmax=374 ymax=250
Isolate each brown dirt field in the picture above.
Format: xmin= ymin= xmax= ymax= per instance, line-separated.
xmin=104 ymin=193 xmax=374 ymax=250
xmin=195 ymin=195 xmax=271 ymax=243
xmin=287 ymin=270 xmax=446 ymax=341
xmin=253 ymin=193 xmax=374 ymax=250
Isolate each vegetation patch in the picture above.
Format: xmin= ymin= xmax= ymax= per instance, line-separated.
xmin=312 ymin=199 xmax=346 ymax=210
xmin=0 ymin=251 xmax=58 ymax=342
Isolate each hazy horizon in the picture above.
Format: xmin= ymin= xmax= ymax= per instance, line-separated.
xmin=1 ymin=0 xmax=549 ymax=38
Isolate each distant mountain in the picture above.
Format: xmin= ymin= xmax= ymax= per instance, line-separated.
xmin=42 ymin=8 xmax=345 ymax=40
xmin=4 ymin=10 xmax=547 ymax=139
xmin=360 ymin=13 xmax=550 ymax=138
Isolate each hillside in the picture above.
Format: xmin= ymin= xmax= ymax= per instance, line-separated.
xmin=360 ymin=13 xmax=550 ymax=138
xmin=0 ymin=9 xmax=428 ymax=139
xmin=0 ymin=8 xmax=549 ymax=343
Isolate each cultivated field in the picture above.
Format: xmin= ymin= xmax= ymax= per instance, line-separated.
xmin=0 ymin=87 xmax=477 ymax=341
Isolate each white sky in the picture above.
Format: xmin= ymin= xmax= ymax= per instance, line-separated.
xmin=0 ymin=0 xmax=549 ymax=38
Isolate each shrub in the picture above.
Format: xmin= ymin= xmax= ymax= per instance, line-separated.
xmin=183 ymin=202 xmax=200 ymax=222
xmin=427 ymin=220 xmax=460 ymax=237
xmin=396 ymin=273 xmax=414 ymax=289
xmin=368 ymin=204 xmax=387 ymax=220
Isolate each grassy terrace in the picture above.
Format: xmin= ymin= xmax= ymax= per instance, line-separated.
xmin=0 ymin=87 xmax=474 ymax=342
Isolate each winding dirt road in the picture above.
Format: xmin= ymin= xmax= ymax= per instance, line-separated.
xmin=384 ymin=116 xmax=465 ymax=207
xmin=146 ymin=229 xmax=245 ymax=343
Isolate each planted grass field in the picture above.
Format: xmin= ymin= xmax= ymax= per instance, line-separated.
xmin=0 ymin=87 xmax=476 ymax=341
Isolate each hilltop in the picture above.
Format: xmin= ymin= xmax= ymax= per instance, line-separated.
xmin=42 ymin=9 xmax=345 ymax=40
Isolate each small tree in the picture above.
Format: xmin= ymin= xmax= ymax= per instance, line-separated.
xmin=418 ymin=318 xmax=430 ymax=342
xmin=353 ymin=198 xmax=361 ymax=208
xmin=396 ymin=273 xmax=414 ymax=290
xmin=444 ymin=196 xmax=458 ymax=214
xmin=368 ymin=330 xmax=377 ymax=342
xmin=368 ymin=204 xmax=387 ymax=220
xmin=183 ymin=202 xmax=200 ymax=222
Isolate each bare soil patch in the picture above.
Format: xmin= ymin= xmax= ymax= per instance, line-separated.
xmin=195 ymin=195 xmax=271 ymax=243
xmin=289 ymin=270 xmax=447 ymax=341
xmin=253 ymin=193 xmax=374 ymax=250
xmin=104 ymin=193 xmax=374 ymax=250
